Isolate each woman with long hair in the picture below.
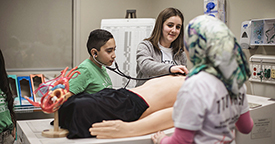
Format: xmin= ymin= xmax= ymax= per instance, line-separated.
xmin=135 ymin=7 xmax=188 ymax=87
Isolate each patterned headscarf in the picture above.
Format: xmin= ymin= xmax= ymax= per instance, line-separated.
xmin=184 ymin=15 xmax=251 ymax=99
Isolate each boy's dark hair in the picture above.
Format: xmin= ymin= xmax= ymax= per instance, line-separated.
xmin=86 ymin=29 xmax=114 ymax=56
xmin=0 ymin=49 xmax=16 ymax=128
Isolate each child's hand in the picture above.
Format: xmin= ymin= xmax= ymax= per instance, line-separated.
xmin=170 ymin=65 xmax=189 ymax=74
xmin=151 ymin=131 xmax=166 ymax=144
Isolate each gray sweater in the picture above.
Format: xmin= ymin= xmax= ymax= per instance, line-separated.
xmin=135 ymin=40 xmax=187 ymax=87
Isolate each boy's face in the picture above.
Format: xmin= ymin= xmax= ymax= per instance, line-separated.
xmin=96 ymin=38 xmax=116 ymax=66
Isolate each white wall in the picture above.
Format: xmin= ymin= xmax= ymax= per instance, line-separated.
xmin=74 ymin=0 xmax=154 ymax=66
xmin=5 ymin=0 xmax=275 ymax=94
xmin=76 ymin=0 xmax=275 ymax=63
xmin=76 ymin=0 xmax=275 ymax=94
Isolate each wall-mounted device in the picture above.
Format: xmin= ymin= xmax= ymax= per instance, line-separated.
xmin=204 ymin=0 xmax=226 ymax=23
xmin=249 ymin=54 xmax=275 ymax=99
xmin=240 ymin=21 xmax=252 ymax=49
xmin=240 ymin=18 xmax=275 ymax=49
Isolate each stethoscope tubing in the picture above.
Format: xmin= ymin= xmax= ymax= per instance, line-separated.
xmin=106 ymin=62 xmax=185 ymax=88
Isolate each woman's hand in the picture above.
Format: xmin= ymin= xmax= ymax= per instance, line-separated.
xmin=89 ymin=120 xmax=133 ymax=138
xmin=170 ymin=65 xmax=189 ymax=74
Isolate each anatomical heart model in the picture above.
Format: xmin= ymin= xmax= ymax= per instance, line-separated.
xmin=24 ymin=66 xmax=80 ymax=138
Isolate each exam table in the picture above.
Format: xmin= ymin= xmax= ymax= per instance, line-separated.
xmin=16 ymin=94 xmax=275 ymax=144
xmin=16 ymin=118 xmax=174 ymax=144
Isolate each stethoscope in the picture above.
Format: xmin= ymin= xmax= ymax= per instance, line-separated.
xmin=93 ymin=54 xmax=185 ymax=88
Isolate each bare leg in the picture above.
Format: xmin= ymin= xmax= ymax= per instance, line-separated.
xmin=132 ymin=107 xmax=174 ymax=136
xmin=90 ymin=107 xmax=174 ymax=138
